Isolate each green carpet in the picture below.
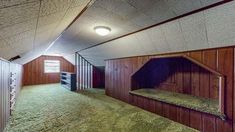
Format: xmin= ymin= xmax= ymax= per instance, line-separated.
xmin=5 ymin=84 xmax=198 ymax=132
xmin=130 ymin=88 xmax=224 ymax=119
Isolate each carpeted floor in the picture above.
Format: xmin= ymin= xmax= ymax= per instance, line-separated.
xmin=5 ymin=84 xmax=198 ymax=132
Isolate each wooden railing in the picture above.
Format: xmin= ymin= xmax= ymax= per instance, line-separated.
xmin=75 ymin=53 xmax=93 ymax=90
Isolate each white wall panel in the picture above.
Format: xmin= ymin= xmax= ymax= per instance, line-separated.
xmin=180 ymin=12 xmax=208 ymax=50
xmin=205 ymin=2 xmax=235 ymax=48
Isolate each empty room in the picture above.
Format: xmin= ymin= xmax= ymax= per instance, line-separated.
xmin=1 ymin=0 xmax=235 ymax=132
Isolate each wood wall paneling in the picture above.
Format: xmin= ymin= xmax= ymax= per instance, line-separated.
xmin=93 ymin=66 xmax=105 ymax=88
xmin=131 ymin=56 xmax=220 ymax=99
xmin=105 ymin=47 xmax=235 ymax=132
xmin=23 ymin=55 xmax=75 ymax=86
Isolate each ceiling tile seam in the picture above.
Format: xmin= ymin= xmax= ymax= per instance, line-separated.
xmin=39 ymin=9 xmax=68 ymax=17
xmin=76 ymin=0 xmax=232 ymax=53
xmin=47 ymin=0 xmax=76 ymax=36
xmin=0 ymin=8 xmax=78 ymax=31
xmin=63 ymin=0 xmax=96 ymax=31
xmin=124 ymin=0 xmax=159 ymax=23
xmin=41 ymin=0 xmax=76 ymax=52
xmin=46 ymin=0 xmax=96 ymax=52
xmin=202 ymin=10 xmax=209 ymax=47
xmin=199 ymin=0 xmax=209 ymax=47
xmin=0 ymin=17 xmax=38 ymax=30
xmin=38 ymin=0 xmax=94 ymax=18
xmin=95 ymin=2 xmax=134 ymax=22
xmin=32 ymin=0 xmax=42 ymax=50
xmin=0 ymin=29 xmax=36 ymax=41
xmin=166 ymin=1 xmax=178 ymax=17
xmin=0 ymin=0 xmax=39 ymax=9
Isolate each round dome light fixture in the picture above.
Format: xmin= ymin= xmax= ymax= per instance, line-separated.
xmin=94 ymin=26 xmax=111 ymax=36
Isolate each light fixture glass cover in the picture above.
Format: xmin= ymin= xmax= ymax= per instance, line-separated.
xmin=94 ymin=26 xmax=111 ymax=36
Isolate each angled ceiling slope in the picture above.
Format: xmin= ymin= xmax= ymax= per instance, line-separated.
xmin=46 ymin=0 xmax=226 ymax=66
xmin=0 ymin=0 xmax=91 ymax=64
xmin=80 ymin=1 xmax=235 ymax=66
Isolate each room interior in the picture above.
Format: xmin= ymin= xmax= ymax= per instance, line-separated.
xmin=0 ymin=0 xmax=235 ymax=132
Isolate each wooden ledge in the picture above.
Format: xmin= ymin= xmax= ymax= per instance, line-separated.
xmin=129 ymin=89 xmax=226 ymax=120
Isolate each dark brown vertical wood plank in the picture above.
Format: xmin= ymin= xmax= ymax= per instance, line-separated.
xmin=168 ymin=105 xmax=177 ymax=121
xmin=191 ymin=63 xmax=200 ymax=96
xmin=155 ymin=101 xmax=163 ymax=115
xmin=202 ymin=114 xmax=216 ymax=132
xmin=203 ymin=50 xmax=218 ymax=99
xmin=182 ymin=60 xmax=191 ymax=94
xmin=149 ymin=99 xmax=155 ymax=113
xmin=143 ymin=98 xmax=150 ymax=111
xmin=177 ymin=107 xmax=190 ymax=126
xmin=200 ymin=68 xmax=210 ymax=98
xmin=137 ymin=96 xmax=143 ymax=108
xmin=218 ymin=48 xmax=233 ymax=118
xmin=175 ymin=60 xmax=183 ymax=93
xmin=162 ymin=103 xmax=170 ymax=118
xmin=209 ymin=74 xmax=219 ymax=99
xmin=217 ymin=48 xmax=233 ymax=132
xmin=190 ymin=110 xmax=202 ymax=130
xmin=189 ymin=51 xmax=202 ymax=62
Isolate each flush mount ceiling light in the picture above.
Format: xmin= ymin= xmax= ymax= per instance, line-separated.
xmin=94 ymin=26 xmax=111 ymax=36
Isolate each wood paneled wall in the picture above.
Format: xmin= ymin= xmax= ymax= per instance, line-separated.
xmin=0 ymin=59 xmax=22 ymax=132
xmin=132 ymin=57 xmax=219 ymax=99
xmin=105 ymin=47 xmax=234 ymax=132
xmin=93 ymin=66 xmax=105 ymax=88
xmin=23 ymin=56 xmax=75 ymax=86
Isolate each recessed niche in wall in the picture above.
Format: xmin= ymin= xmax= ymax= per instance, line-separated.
xmin=130 ymin=54 xmax=225 ymax=119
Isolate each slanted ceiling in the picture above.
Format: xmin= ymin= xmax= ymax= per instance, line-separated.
xmin=1 ymin=0 xmax=234 ymax=66
xmin=79 ymin=0 xmax=235 ymax=66
xmin=47 ymin=0 xmax=233 ymax=66
xmin=0 ymin=0 xmax=90 ymax=64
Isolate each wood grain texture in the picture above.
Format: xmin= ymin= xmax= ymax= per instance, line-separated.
xmin=23 ymin=55 xmax=75 ymax=86
xmin=131 ymin=56 xmax=220 ymax=99
xmin=92 ymin=66 xmax=105 ymax=88
xmin=105 ymin=47 xmax=234 ymax=131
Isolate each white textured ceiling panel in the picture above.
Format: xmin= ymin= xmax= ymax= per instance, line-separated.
xmin=10 ymin=37 xmax=34 ymax=54
xmin=38 ymin=11 xmax=66 ymax=27
xmin=0 ymin=0 xmax=90 ymax=63
xmin=0 ymin=0 xmax=38 ymax=9
xmin=79 ymin=1 xmax=235 ymax=66
xmin=5 ymin=30 xmax=35 ymax=45
xmin=0 ymin=19 xmax=37 ymax=39
xmin=0 ymin=1 xmax=40 ymax=29
xmin=48 ymin=0 xmax=223 ymax=61
xmin=0 ymin=0 xmax=230 ymax=66
xmin=39 ymin=0 xmax=72 ymax=16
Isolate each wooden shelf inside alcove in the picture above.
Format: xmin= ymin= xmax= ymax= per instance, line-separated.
xmin=129 ymin=88 xmax=225 ymax=119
